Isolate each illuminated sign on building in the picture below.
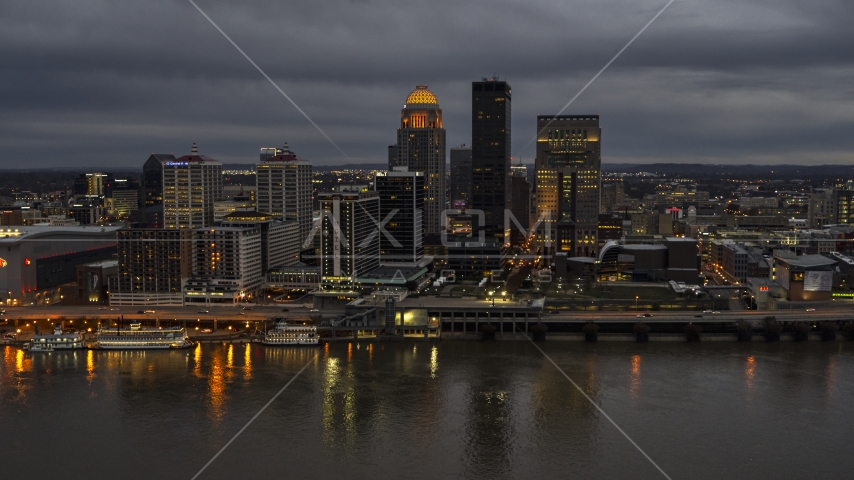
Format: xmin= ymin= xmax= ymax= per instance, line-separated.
xmin=24 ymin=257 xmax=31 ymax=266
xmin=164 ymin=162 xmax=189 ymax=167
xmin=0 ymin=258 xmax=6 ymax=268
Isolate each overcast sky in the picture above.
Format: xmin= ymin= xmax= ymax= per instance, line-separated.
xmin=2 ymin=0 xmax=853 ymax=168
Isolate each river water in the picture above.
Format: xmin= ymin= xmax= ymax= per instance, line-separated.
xmin=2 ymin=341 xmax=852 ymax=479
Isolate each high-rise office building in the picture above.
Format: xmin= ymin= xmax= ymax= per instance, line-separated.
xmin=73 ymin=172 xmax=114 ymax=197
xmin=388 ymin=86 xmax=446 ymax=235
xmin=375 ymin=167 xmax=425 ymax=264
xmin=256 ymin=142 xmax=313 ymax=243
xmin=220 ymin=210 xmax=301 ymax=271
xmin=184 ymin=226 xmax=264 ymax=304
xmin=449 ymin=146 xmax=472 ymax=208
xmin=140 ymin=154 xmax=174 ymax=227
xmin=471 ymin=78 xmax=512 ymax=241
xmin=534 ymin=115 xmax=601 ymax=258
xmin=109 ymin=228 xmax=191 ymax=305
xmin=318 ymin=185 xmax=380 ymax=289
xmin=162 ymin=143 xmax=222 ymax=229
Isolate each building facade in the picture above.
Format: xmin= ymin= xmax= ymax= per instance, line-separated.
xmin=162 ymin=144 xmax=222 ymax=229
xmin=534 ymin=115 xmax=602 ymax=258
xmin=140 ymin=153 xmax=173 ymax=227
xmin=471 ymin=79 xmax=512 ymax=241
xmin=449 ymin=146 xmax=472 ymax=208
xmin=109 ymin=228 xmax=191 ymax=306
xmin=318 ymin=186 xmax=380 ymax=290
xmin=388 ymin=86 xmax=446 ymax=235
xmin=184 ymin=226 xmax=264 ymax=304
xmin=0 ymin=226 xmax=120 ymax=306
xmin=255 ymin=142 xmax=313 ymax=242
xmin=375 ymin=167 xmax=425 ymax=264
xmin=220 ymin=211 xmax=301 ymax=271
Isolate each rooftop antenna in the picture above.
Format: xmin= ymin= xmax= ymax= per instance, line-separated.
xmin=191 ymin=142 xmax=198 ymax=155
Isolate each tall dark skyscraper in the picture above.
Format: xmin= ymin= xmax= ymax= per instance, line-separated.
xmin=534 ymin=115 xmax=601 ymax=258
xmin=140 ymin=153 xmax=175 ymax=227
xmin=471 ymin=78 xmax=511 ymax=241
xmin=449 ymin=146 xmax=472 ymax=209
xmin=376 ymin=167 xmax=425 ymax=264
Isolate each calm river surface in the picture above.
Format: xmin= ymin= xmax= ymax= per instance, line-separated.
xmin=2 ymin=341 xmax=853 ymax=479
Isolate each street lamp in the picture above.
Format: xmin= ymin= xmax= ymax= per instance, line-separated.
xmin=502 ymin=291 xmax=506 ymax=302
xmin=489 ymin=291 xmax=495 ymax=307
xmin=635 ymin=296 xmax=639 ymax=310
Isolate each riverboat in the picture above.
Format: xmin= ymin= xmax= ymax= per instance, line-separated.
xmin=27 ymin=324 xmax=84 ymax=351
xmin=263 ymin=320 xmax=319 ymax=346
xmin=96 ymin=323 xmax=193 ymax=349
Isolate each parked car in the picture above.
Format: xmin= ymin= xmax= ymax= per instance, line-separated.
xmin=98 ymin=307 xmax=108 ymax=310
xmin=805 ymin=308 xmax=816 ymax=312
xmin=198 ymin=310 xmax=210 ymax=314
xmin=550 ymin=310 xmax=561 ymax=315
xmin=281 ymin=308 xmax=289 ymax=312
xmin=200 ymin=328 xmax=212 ymax=333
xmin=3 ymin=333 xmax=17 ymax=339
xmin=636 ymin=313 xmax=653 ymax=318
xmin=242 ymin=307 xmax=253 ymax=311
xmin=694 ymin=314 xmax=703 ymax=318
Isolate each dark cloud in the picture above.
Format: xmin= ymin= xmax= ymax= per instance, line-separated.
xmin=1 ymin=0 xmax=853 ymax=168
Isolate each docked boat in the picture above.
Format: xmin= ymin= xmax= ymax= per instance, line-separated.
xmin=96 ymin=323 xmax=193 ymax=349
xmin=263 ymin=320 xmax=319 ymax=346
xmin=27 ymin=324 xmax=84 ymax=351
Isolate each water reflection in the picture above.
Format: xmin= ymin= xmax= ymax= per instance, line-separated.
xmin=745 ymin=356 xmax=756 ymax=388
xmin=630 ymin=354 xmax=641 ymax=399
xmin=86 ymin=349 xmax=96 ymax=382
xmin=464 ymin=353 xmax=517 ymax=478
xmin=243 ymin=344 xmax=252 ymax=379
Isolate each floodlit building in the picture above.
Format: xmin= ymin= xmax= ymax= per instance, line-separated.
xmin=534 ymin=115 xmax=602 ymax=258
xmin=388 ymin=86 xmax=446 ymax=235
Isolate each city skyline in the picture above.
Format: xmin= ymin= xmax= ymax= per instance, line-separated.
xmin=3 ymin=1 xmax=854 ymax=168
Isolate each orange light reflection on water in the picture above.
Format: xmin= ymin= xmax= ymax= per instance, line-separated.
xmin=630 ymin=355 xmax=641 ymax=399
xmin=243 ymin=344 xmax=252 ymax=379
xmin=86 ymin=349 xmax=95 ymax=381
xmin=745 ymin=356 xmax=756 ymax=397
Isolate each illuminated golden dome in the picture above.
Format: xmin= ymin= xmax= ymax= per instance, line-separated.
xmin=405 ymin=85 xmax=438 ymax=106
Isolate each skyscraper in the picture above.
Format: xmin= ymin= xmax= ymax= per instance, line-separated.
xmin=376 ymin=167 xmax=425 ymax=264
xmin=534 ymin=115 xmax=601 ymax=258
xmin=389 ymin=85 xmax=446 ymax=235
xmin=162 ymin=143 xmax=222 ymax=229
xmin=140 ymin=153 xmax=174 ymax=227
xmin=256 ymin=142 xmax=313 ymax=243
xmin=471 ymin=78 xmax=511 ymax=241
xmin=109 ymin=228 xmax=191 ymax=306
xmin=449 ymin=146 xmax=472 ymax=208
xmin=318 ymin=185 xmax=380 ymax=289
